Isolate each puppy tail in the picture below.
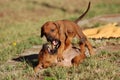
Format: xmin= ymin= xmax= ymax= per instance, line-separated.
xmin=74 ymin=1 xmax=91 ymax=23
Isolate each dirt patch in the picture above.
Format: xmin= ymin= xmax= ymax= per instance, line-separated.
xmin=95 ymin=44 xmax=120 ymax=53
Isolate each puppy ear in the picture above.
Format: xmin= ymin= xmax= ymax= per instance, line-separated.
xmin=41 ymin=26 xmax=44 ymax=37
xmin=54 ymin=21 xmax=66 ymax=35
xmin=54 ymin=21 xmax=66 ymax=41
xmin=53 ymin=22 xmax=60 ymax=32
xmin=54 ymin=21 xmax=68 ymax=37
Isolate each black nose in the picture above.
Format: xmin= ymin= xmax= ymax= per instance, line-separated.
xmin=50 ymin=49 xmax=57 ymax=54
xmin=46 ymin=35 xmax=53 ymax=42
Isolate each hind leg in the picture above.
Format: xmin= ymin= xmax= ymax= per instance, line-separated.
xmin=72 ymin=43 xmax=86 ymax=66
xmin=85 ymin=39 xmax=95 ymax=55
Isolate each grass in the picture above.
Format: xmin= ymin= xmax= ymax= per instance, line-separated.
xmin=1 ymin=61 xmax=35 ymax=80
xmin=1 ymin=50 xmax=119 ymax=80
xmin=87 ymin=2 xmax=120 ymax=18
xmin=0 ymin=0 xmax=120 ymax=80
xmin=39 ymin=51 xmax=120 ymax=80
xmin=0 ymin=35 xmax=43 ymax=64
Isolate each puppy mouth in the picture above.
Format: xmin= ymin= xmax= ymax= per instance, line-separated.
xmin=47 ymin=37 xmax=60 ymax=46
xmin=45 ymin=35 xmax=59 ymax=46
xmin=47 ymin=47 xmax=51 ymax=53
xmin=47 ymin=44 xmax=57 ymax=54
xmin=52 ymin=39 xmax=61 ymax=48
xmin=52 ymin=40 xmax=58 ymax=46
xmin=48 ymin=39 xmax=61 ymax=54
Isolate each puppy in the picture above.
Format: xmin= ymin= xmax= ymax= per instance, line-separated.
xmin=34 ymin=43 xmax=58 ymax=73
xmin=34 ymin=43 xmax=86 ymax=73
xmin=41 ymin=2 xmax=94 ymax=63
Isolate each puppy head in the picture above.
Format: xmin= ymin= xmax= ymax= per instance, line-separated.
xmin=41 ymin=21 xmax=60 ymax=46
xmin=41 ymin=43 xmax=52 ymax=54
xmin=41 ymin=41 xmax=61 ymax=54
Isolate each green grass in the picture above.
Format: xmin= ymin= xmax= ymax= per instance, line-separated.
xmin=0 ymin=0 xmax=120 ymax=80
xmin=1 ymin=51 xmax=119 ymax=80
xmin=0 ymin=36 xmax=43 ymax=64
xmin=0 ymin=61 xmax=35 ymax=80
xmin=38 ymin=51 xmax=120 ymax=80
xmin=87 ymin=2 xmax=120 ymax=18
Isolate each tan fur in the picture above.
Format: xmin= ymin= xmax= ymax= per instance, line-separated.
xmin=34 ymin=44 xmax=87 ymax=73
xmin=40 ymin=2 xmax=94 ymax=64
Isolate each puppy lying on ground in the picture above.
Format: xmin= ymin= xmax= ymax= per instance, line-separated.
xmin=34 ymin=42 xmax=87 ymax=73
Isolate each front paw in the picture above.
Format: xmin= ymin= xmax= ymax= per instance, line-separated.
xmin=34 ymin=64 xmax=43 ymax=73
xmin=57 ymin=54 xmax=64 ymax=62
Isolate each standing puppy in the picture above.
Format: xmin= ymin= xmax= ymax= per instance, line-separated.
xmin=41 ymin=2 xmax=94 ymax=62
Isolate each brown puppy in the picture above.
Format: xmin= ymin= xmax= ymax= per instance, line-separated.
xmin=41 ymin=2 xmax=94 ymax=63
xmin=34 ymin=43 xmax=86 ymax=73
xmin=34 ymin=43 xmax=57 ymax=73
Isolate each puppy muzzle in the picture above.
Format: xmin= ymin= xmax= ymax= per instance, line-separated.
xmin=45 ymin=34 xmax=60 ymax=46
xmin=45 ymin=34 xmax=54 ymax=43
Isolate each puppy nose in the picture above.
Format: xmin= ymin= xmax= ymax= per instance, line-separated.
xmin=46 ymin=35 xmax=53 ymax=42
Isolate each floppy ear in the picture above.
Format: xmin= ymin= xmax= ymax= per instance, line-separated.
xmin=54 ymin=21 xmax=66 ymax=41
xmin=41 ymin=26 xmax=44 ymax=37
xmin=53 ymin=22 xmax=60 ymax=34
xmin=54 ymin=21 xmax=67 ymax=36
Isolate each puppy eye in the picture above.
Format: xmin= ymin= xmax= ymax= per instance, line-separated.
xmin=51 ymin=29 xmax=55 ymax=32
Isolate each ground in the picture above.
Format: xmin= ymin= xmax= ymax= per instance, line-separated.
xmin=0 ymin=0 xmax=120 ymax=80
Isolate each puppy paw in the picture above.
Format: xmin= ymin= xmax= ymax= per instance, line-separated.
xmin=34 ymin=64 xmax=43 ymax=73
xmin=72 ymin=55 xmax=85 ymax=66
xmin=57 ymin=54 xmax=64 ymax=62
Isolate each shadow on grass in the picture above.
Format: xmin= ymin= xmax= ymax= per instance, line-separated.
xmin=12 ymin=54 xmax=38 ymax=68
